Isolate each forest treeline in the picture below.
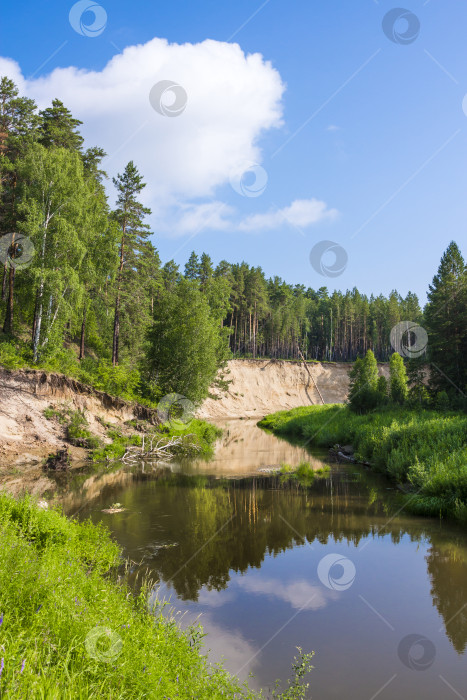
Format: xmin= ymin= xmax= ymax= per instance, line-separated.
xmin=0 ymin=77 xmax=466 ymax=406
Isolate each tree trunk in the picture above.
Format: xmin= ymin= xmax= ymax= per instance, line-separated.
xmin=112 ymin=292 xmax=120 ymax=366
xmin=2 ymin=234 xmax=16 ymax=334
xmin=112 ymin=217 xmax=126 ymax=366
xmin=2 ymin=265 xmax=15 ymax=334
xmin=79 ymin=304 xmax=87 ymax=360
xmin=1 ymin=264 xmax=7 ymax=300
xmin=32 ymin=282 xmax=44 ymax=362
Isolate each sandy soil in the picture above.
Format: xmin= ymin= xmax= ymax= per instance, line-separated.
xmin=197 ymin=359 xmax=389 ymax=419
xmin=0 ymin=368 xmax=158 ymax=470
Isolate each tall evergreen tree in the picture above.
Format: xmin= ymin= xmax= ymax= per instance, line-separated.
xmin=38 ymin=99 xmax=84 ymax=151
xmin=111 ymin=161 xmax=151 ymax=366
xmin=425 ymin=242 xmax=467 ymax=400
xmin=0 ymin=77 xmax=38 ymax=332
xmin=184 ymin=251 xmax=200 ymax=281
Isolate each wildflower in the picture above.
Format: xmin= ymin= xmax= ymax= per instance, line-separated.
xmin=0 ymin=658 xmax=4 ymax=678
xmin=20 ymin=660 xmax=25 ymax=674
xmin=0 ymin=615 xmax=3 ymax=626
xmin=36 ymin=605 xmax=42 ymax=613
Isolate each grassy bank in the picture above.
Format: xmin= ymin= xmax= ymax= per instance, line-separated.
xmin=0 ymin=493 xmax=253 ymax=698
xmin=0 ymin=494 xmax=314 ymax=699
xmin=259 ymin=406 xmax=467 ymax=522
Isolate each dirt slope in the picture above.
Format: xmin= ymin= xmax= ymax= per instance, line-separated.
xmin=197 ymin=359 xmax=389 ymax=419
xmin=0 ymin=368 xmax=159 ymax=469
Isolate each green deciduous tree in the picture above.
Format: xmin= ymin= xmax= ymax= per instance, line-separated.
xmin=348 ymin=350 xmax=380 ymax=413
xmin=145 ymin=280 xmax=229 ymax=403
xmin=389 ymin=352 xmax=408 ymax=405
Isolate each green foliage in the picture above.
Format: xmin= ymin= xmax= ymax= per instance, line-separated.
xmin=0 ymin=340 xmax=27 ymax=369
xmin=145 ymin=279 xmax=230 ymax=403
xmin=389 ymin=352 xmax=408 ymax=405
xmin=0 ymin=494 xmax=258 ymax=698
xmin=92 ymin=419 xmax=221 ymax=462
xmin=348 ymin=350 xmax=381 ymax=413
xmin=425 ymin=241 xmax=467 ymax=402
xmin=435 ymin=390 xmax=450 ymax=412
xmin=92 ymin=431 xmax=141 ymax=462
xmin=66 ymin=410 xmax=100 ymax=449
xmin=260 ymin=405 xmax=467 ymax=521
xmin=376 ymin=375 xmax=388 ymax=401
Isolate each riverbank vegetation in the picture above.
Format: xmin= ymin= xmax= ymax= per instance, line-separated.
xmin=41 ymin=403 xmax=221 ymax=464
xmin=260 ymin=406 xmax=467 ymax=522
xmin=0 ymin=492 xmax=314 ymax=698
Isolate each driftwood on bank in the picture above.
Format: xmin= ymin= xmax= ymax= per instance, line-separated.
xmin=119 ymin=434 xmax=201 ymax=465
xmin=328 ymin=444 xmax=372 ymax=467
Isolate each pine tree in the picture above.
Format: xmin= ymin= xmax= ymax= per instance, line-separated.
xmin=111 ymin=161 xmax=151 ymax=366
xmin=184 ymin=251 xmax=200 ymax=281
xmin=38 ymin=99 xmax=83 ymax=151
xmin=425 ymin=242 xmax=467 ymax=401
xmin=0 ymin=77 xmax=38 ymax=332
xmin=407 ymin=357 xmax=429 ymax=405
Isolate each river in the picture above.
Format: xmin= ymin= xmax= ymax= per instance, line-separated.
xmin=56 ymin=419 xmax=467 ymax=699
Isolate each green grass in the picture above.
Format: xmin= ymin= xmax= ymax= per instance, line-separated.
xmin=0 ymin=339 xmax=154 ymax=406
xmin=44 ymin=406 xmax=101 ymax=450
xmin=259 ymin=405 xmax=467 ymax=522
xmin=279 ymin=461 xmax=330 ymax=487
xmin=0 ymin=493 xmax=315 ymax=698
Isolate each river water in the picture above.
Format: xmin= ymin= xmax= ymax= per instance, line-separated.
xmin=57 ymin=419 xmax=467 ymax=699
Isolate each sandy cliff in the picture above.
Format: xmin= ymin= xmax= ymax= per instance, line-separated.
xmin=197 ymin=359 xmax=389 ymax=419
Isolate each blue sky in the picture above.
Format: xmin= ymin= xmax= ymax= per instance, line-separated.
xmin=2 ymin=0 xmax=467 ymax=303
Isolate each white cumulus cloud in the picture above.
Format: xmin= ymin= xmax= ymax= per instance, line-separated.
xmin=0 ymin=39 xmax=283 ymax=201
xmin=0 ymin=39 xmax=338 ymax=236
xmin=238 ymin=198 xmax=338 ymax=232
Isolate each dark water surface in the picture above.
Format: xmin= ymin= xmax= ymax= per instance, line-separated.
xmin=59 ymin=420 xmax=467 ymax=699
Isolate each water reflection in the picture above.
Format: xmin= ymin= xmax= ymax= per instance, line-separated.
xmin=57 ymin=422 xmax=467 ymax=698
